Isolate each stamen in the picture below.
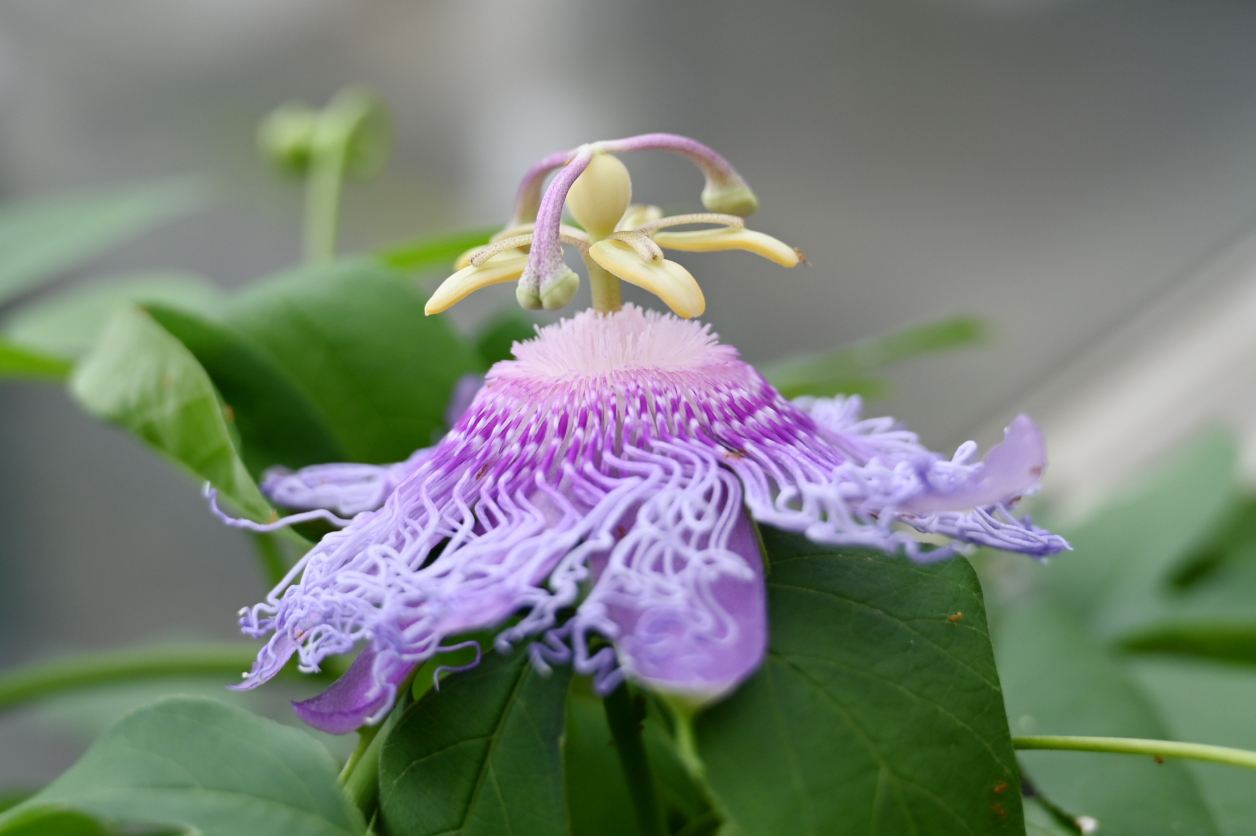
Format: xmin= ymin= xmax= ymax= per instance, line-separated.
xmin=616 ymin=204 xmax=664 ymax=232
xmin=633 ymin=212 xmax=746 ymax=235
xmin=588 ymin=241 xmax=705 ymax=318
xmin=653 ymin=227 xmax=801 ymax=267
xmin=426 ymin=252 xmax=531 ymax=315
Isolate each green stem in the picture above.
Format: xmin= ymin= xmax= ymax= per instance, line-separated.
xmin=1014 ymin=735 xmax=1256 ymax=770
xmin=585 ymin=255 xmax=623 ymax=313
xmin=0 ymin=644 xmax=314 ymax=716
xmin=603 ymin=683 xmax=666 ymax=836
xmin=304 ymin=142 xmax=348 ymax=264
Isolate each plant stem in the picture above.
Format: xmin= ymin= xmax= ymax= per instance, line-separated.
xmin=0 ymin=644 xmax=314 ymax=716
xmin=1014 ymin=735 xmax=1256 ymax=770
xmin=304 ymin=141 xmax=348 ymax=264
xmin=603 ymin=683 xmax=666 ymax=836
xmin=585 ymin=255 xmax=623 ymax=313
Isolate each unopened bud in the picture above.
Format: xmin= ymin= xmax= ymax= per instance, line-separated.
xmin=566 ymin=153 xmax=632 ymax=239
xmin=258 ymin=103 xmax=319 ymax=176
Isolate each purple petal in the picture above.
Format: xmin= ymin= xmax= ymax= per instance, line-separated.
xmin=261 ymin=448 xmax=431 ymax=516
xmin=445 ymin=373 xmax=485 ymax=428
xmin=292 ymin=645 xmax=416 ymax=734
xmin=603 ymin=511 xmax=766 ymax=703
xmin=899 ymin=414 xmax=1045 ymax=515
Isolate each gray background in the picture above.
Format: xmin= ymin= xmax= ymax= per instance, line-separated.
xmin=3 ymin=0 xmax=1256 ymax=782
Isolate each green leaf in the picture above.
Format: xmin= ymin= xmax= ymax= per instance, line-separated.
xmin=761 ymin=315 xmax=990 ymax=399
xmin=564 ymin=684 xmax=636 ymax=836
xmin=474 ymin=311 xmax=538 ymax=368
xmin=146 ymin=305 xmax=346 ymax=476
xmin=694 ymin=526 xmax=1022 ymax=836
xmin=1 ymin=272 xmax=221 ymax=359
xmin=1128 ymin=659 xmax=1256 ymax=836
xmin=378 ymin=227 xmax=496 ymax=274
xmin=378 ymin=647 xmax=572 ymax=836
xmin=0 ymin=696 xmax=364 ymax=836
xmin=998 ymin=599 xmax=1220 ymax=835
xmin=70 ymin=306 xmax=271 ymax=520
xmin=1042 ymin=431 xmax=1238 ymax=639
xmin=221 ymin=258 xmax=480 ymax=464
xmin=0 ymin=339 xmax=71 ymax=381
xmin=0 ymin=181 xmax=203 ymax=306
xmin=0 ymin=807 xmax=112 ymax=836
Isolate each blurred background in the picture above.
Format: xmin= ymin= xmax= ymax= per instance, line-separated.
xmin=4 ymin=0 xmax=1256 ymax=783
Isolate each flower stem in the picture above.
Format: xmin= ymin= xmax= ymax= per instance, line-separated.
xmin=585 ymin=255 xmax=623 ymax=313
xmin=1013 ymin=735 xmax=1256 ymax=770
xmin=0 ymin=644 xmax=312 ymax=716
xmin=603 ymin=683 xmax=666 ymax=836
xmin=304 ymin=140 xmax=348 ymax=264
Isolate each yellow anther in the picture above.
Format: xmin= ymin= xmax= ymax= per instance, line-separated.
xmin=426 ymin=251 xmax=529 ymax=315
xmin=653 ymin=227 xmax=801 ymax=267
xmin=567 ymin=153 xmax=632 ymax=239
xmin=589 ymin=239 xmax=705 ymax=318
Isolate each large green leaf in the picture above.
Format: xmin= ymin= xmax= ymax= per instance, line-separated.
xmin=0 ymin=696 xmax=364 ymax=836
xmin=378 ymin=227 xmax=496 ymax=274
xmin=1 ymin=272 xmax=221 ymax=358
xmin=761 ymin=315 xmax=989 ymax=399
xmin=377 ymin=647 xmax=571 ymax=836
xmin=1129 ymin=659 xmax=1256 ymax=836
xmin=0 ymin=339 xmax=71 ymax=381
xmin=221 ymin=258 xmax=479 ymax=464
xmin=70 ymin=306 xmax=271 ymax=520
xmin=0 ymin=181 xmax=202 ymax=306
xmin=147 ymin=304 xmax=346 ymax=476
xmin=695 ymin=526 xmax=1022 ymax=836
xmin=998 ymin=599 xmax=1221 ymax=836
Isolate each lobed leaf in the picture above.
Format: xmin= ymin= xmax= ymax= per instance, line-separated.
xmin=0 ymin=696 xmax=364 ymax=836
xmin=0 ymin=339 xmax=71 ymax=382
xmin=761 ymin=314 xmax=989 ymax=399
xmin=147 ymin=304 xmax=346 ymax=477
xmin=70 ymin=305 xmax=271 ymax=520
xmin=695 ymin=525 xmax=1023 ymax=836
xmin=1 ymin=272 xmax=220 ymax=359
xmin=377 ymin=647 xmax=571 ymax=836
xmin=0 ymin=181 xmax=203 ymax=307
xmin=221 ymin=258 xmax=479 ymax=464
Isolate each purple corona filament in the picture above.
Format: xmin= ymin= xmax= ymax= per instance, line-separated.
xmin=225 ymin=304 xmax=1067 ymax=734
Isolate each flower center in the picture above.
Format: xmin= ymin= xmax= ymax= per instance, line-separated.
xmin=499 ymin=304 xmax=738 ymax=379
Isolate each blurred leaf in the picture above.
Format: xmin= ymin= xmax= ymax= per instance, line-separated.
xmin=1129 ymin=659 xmax=1256 ymax=836
xmin=0 ymin=808 xmax=112 ymax=836
xmin=1171 ymin=495 xmax=1256 ymax=589
xmin=1023 ymin=798 xmax=1080 ymax=836
xmin=998 ymin=599 xmax=1222 ymax=835
xmin=694 ymin=526 xmax=1022 ymax=836
xmin=474 ymin=311 xmax=537 ymax=368
xmin=0 ymin=697 xmax=364 ymax=836
xmin=378 ymin=647 xmax=571 ymax=836
xmin=377 ymin=227 xmax=496 ymax=274
xmin=761 ymin=314 xmax=990 ymax=399
xmin=70 ymin=306 xmax=271 ymax=520
xmin=221 ymin=258 xmax=479 ymax=464
xmin=147 ymin=305 xmax=346 ymax=476
xmin=0 ymin=339 xmax=71 ymax=381
xmin=0 ymin=181 xmax=203 ymax=307
xmin=1041 ymin=432 xmax=1237 ymax=639
xmin=1 ymin=272 xmax=220 ymax=359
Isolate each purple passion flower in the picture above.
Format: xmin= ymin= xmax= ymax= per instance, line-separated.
xmin=217 ymin=135 xmax=1067 ymax=734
